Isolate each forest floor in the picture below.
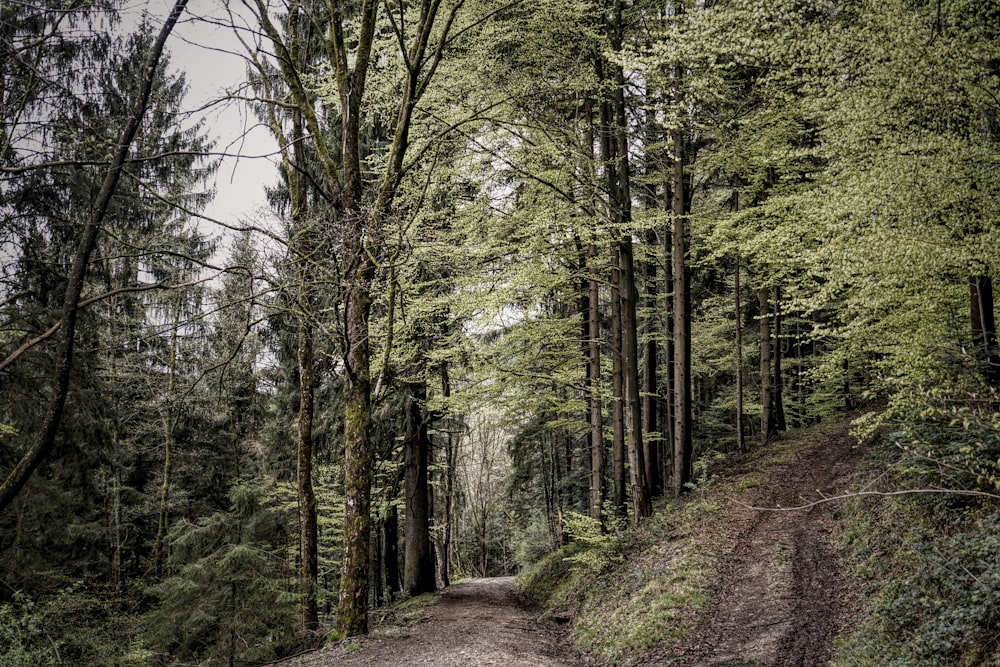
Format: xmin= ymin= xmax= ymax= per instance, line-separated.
xmin=274 ymin=423 xmax=863 ymax=667
xmin=644 ymin=420 xmax=864 ymax=666
xmin=272 ymin=577 xmax=588 ymax=666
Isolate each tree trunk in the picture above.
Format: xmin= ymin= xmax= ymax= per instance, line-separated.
xmin=735 ymin=257 xmax=746 ymax=453
xmin=296 ymin=315 xmax=318 ymax=630
xmin=0 ymin=0 xmax=189 ymax=515
xmin=588 ymin=244 xmax=605 ymax=524
xmin=772 ymin=286 xmax=787 ymax=433
xmin=154 ymin=291 xmax=181 ymax=578
xmin=291 ymin=103 xmax=319 ymax=632
xmin=671 ymin=127 xmax=693 ymax=496
xmin=641 ymin=230 xmax=660 ymax=497
xmin=971 ymin=275 xmax=1000 ymax=386
xmin=337 ymin=269 xmax=374 ymax=636
xmin=621 ymin=237 xmax=651 ymax=519
xmin=440 ymin=365 xmax=455 ymax=587
xmin=760 ymin=287 xmax=777 ymax=442
xmin=663 ymin=226 xmax=675 ymax=487
xmin=403 ymin=381 xmax=435 ymax=595
xmin=580 ymin=94 xmax=605 ymax=526
xmin=384 ymin=503 xmax=400 ymax=597
xmin=610 ymin=243 xmax=627 ymax=516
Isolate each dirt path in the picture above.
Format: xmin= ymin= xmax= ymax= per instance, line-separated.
xmin=277 ymin=425 xmax=860 ymax=667
xmin=652 ymin=422 xmax=862 ymax=667
xmin=276 ymin=577 xmax=587 ymax=667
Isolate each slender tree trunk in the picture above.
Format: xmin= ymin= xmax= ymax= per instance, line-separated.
xmin=403 ymin=381 xmax=435 ymax=595
xmin=440 ymin=365 xmax=455 ymax=587
xmin=154 ymin=292 xmax=181 ymax=578
xmin=971 ymin=275 xmax=1000 ymax=386
xmin=772 ymin=286 xmax=787 ymax=433
xmin=621 ymin=237 xmax=651 ymax=519
xmin=588 ymin=245 xmax=605 ymax=524
xmin=735 ymin=257 xmax=746 ymax=454
xmin=843 ymin=358 xmax=852 ymax=411
xmin=291 ymin=103 xmax=319 ymax=632
xmin=610 ymin=243 xmax=627 ymax=516
xmin=671 ymin=128 xmax=692 ymax=496
xmin=641 ymin=81 xmax=662 ymax=499
xmin=111 ymin=470 xmax=124 ymax=593
xmin=384 ymin=503 xmax=400 ymax=596
xmin=581 ymin=95 xmax=605 ymax=526
xmin=760 ymin=287 xmax=777 ymax=442
xmin=641 ymin=230 xmax=660 ymax=497
xmin=296 ymin=315 xmax=318 ymax=629
xmin=0 ymin=0 xmax=189 ymax=515
xmin=663 ymin=226 xmax=675 ymax=486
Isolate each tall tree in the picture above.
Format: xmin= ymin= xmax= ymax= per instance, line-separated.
xmin=248 ymin=0 xmax=466 ymax=635
xmin=0 ymin=0 xmax=190 ymax=514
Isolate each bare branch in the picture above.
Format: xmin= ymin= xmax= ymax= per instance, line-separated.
xmin=736 ymin=487 xmax=1000 ymax=513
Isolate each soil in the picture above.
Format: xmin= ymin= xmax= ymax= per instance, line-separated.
xmin=273 ymin=424 xmax=862 ymax=667
xmin=647 ymin=421 xmax=864 ymax=667
xmin=272 ymin=577 xmax=588 ymax=667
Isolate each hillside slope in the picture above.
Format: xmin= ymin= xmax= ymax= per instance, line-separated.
xmin=520 ymin=421 xmax=864 ymax=666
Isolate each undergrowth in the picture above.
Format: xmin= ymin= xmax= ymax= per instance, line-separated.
xmin=835 ymin=368 xmax=1000 ymax=666
xmin=835 ymin=474 xmax=1000 ymax=664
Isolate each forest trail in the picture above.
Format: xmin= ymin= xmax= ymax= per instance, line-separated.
xmin=649 ymin=422 xmax=862 ymax=666
xmin=277 ymin=425 xmax=860 ymax=667
xmin=276 ymin=577 xmax=586 ymax=667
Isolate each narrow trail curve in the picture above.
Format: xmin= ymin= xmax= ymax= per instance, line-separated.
xmin=653 ymin=423 xmax=862 ymax=667
xmin=278 ymin=577 xmax=587 ymax=667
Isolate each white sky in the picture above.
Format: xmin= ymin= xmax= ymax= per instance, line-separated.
xmin=125 ymin=1 xmax=281 ymax=238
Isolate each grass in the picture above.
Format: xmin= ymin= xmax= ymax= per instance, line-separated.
xmin=517 ymin=422 xmax=835 ymax=666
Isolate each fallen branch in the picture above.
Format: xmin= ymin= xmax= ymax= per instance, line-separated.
xmin=737 ymin=487 xmax=1000 ymax=513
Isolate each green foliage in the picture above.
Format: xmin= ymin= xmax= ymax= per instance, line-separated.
xmin=838 ymin=363 xmax=1000 ymax=666
xmin=0 ymin=593 xmax=59 ymax=667
xmin=854 ymin=359 xmax=1000 ymax=493
xmin=837 ymin=501 xmax=1000 ymax=666
xmin=561 ymin=511 xmax=624 ymax=573
xmin=143 ymin=482 xmax=298 ymax=666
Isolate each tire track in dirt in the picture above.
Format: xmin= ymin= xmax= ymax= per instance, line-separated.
xmin=655 ymin=423 xmax=861 ymax=667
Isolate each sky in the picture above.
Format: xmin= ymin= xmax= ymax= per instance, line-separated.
xmin=123 ymin=1 xmax=281 ymax=246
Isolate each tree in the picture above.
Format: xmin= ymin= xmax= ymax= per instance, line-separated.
xmin=0 ymin=0 xmax=191 ymax=513
xmin=247 ymin=0 xmax=467 ymax=636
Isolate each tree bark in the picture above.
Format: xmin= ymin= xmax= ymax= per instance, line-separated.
xmin=384 ymin=503 xmax=400 ymax=596
xmin=610 ymin=242 xmax=627 ymax=516
xmin=671 ymin=128 xmax=693 ymax=496
xmin=0 ymin=0 xmax=189 ymax=515
xmin=760 ymin=287 xmax=777 ymax=442
xmin=641 ymin=229 xmax=660 ymax=497
xmin=403 ymin=380 xmax=435 ymax=595
xmin=620 ymin=237 xmax=652 ymax=519
xmin=772 ymin=286 xmax=787 ymax=433
xmin=154 ymin=291 xmax=182 ymax=578
xmin=338 ymin=271 xmax=374 ymax=635
xmin=440 ymin=365 xmax=455 ymax=587
xmin=290 ymin=91 xmax=319 ymax=631
xmin=588 ymin=243 xmax=605 ymax=524
xmin=735 ymin=257 xmax=746 ymax=453
xmin=296 ymin=313 xmax=319 ymax=630
xmin=970 ymin=275 xmax=1000 ymax=386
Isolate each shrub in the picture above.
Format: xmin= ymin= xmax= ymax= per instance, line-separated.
xmin=0 ymin=592 xmax=59 ymax=666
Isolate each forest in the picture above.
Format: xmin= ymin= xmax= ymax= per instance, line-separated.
xmin=1 ymin=0 xmax=998 ymax=665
